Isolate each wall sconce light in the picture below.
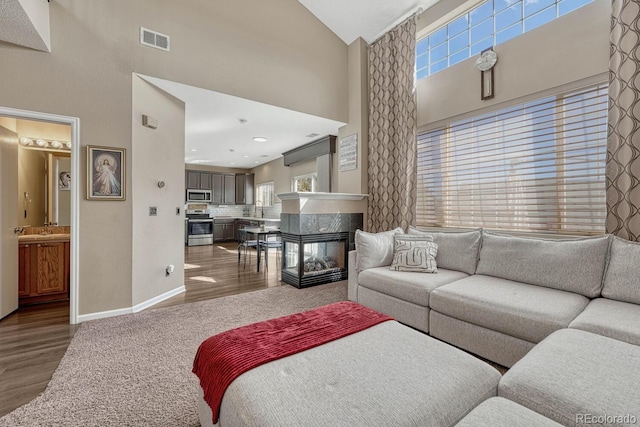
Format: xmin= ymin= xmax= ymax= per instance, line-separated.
xmin=19 ymin=137 xmax=71 ymax=152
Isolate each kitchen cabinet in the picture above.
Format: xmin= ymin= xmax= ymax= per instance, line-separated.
xmin=19 ymin=241 xmax=69 ymax=305
xmin=211 ymin=173 xmax=235 ymax=205
xmin=235 ymin=173 xmax=254 ymax=205
xmin=224 ymin=174 xmax=236 ymax=205
xmin=192 ymin=171 xmax=253 ymax=205
xmin=186 ymin=170 xmax=212 ymax=190
xmin=214 ymin=219 xmax=236 ymax=242
xmin=212 ymin=173 xmax=223 ymax=205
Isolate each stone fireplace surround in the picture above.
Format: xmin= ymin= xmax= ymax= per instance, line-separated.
xmin=278 ymin=192 xmax=367 ymax=287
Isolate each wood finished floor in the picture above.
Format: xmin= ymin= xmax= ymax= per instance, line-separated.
xmin=0 ymin=241 xmax=281 ymax=417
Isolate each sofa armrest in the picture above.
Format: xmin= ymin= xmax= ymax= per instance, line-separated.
xmin=348 ymin=250 xmax=358 ymax=302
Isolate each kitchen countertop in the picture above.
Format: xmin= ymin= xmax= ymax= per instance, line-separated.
xmin=212 ymin=216 xmax=280 ymax=222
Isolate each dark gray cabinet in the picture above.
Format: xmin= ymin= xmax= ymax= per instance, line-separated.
xmin=214 ymin=218 xmax=235 ymax=242
xmin=235 ymin=173 xmax=254 ymax=205
xmin=224 ymin=174 xmax=236 ymax=205
xmin=212 ymin=173 xmax=224 ymax=205
xmin=187 ymin=169 xmax=254 ymax=205
xmin=185 ymin=170 xmax=212 ymax=190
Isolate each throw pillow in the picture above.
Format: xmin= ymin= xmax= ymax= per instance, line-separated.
xmin=390 ymin=235 xmax=438 ymax=273
xmin=355 ymin=227 xmax=404 ymax=271
xmin=408 ymin=226 xmax=481 ymax=274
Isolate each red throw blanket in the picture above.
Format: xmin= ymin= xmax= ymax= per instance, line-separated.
xmin=192 ymin=301 xmax=393 ymax=424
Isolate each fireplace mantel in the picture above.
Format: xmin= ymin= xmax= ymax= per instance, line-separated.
xmin=278 ymin=192 xmax=368 ymax=215
xmin=277 ymin=192 xmax=368 ymax=201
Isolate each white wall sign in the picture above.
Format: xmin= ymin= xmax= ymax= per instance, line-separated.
xmin=339 ymin=134 xmax=358 ymax=171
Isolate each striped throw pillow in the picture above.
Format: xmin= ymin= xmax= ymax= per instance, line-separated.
xmin=390 ymin=235 xmax=438 ymax=273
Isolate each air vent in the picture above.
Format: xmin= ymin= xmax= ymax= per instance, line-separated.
xmin=306 ymin=133 xmax=320 ymax=138
xmin=140 ymin=27 xmax=170 ymax=51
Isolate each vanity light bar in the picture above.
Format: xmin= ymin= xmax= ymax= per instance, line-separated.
xmin=19 ymin=137 xmax=71 ymax=152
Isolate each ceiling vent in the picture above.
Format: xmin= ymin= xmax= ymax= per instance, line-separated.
xmin=306 ymin=133 xmax=320 ymax=138
xmin=140 ymin=27 xmax=170 ymax=51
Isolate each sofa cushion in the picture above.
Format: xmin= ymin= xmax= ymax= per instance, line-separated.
xmin=499 ymin=329 xmax=640 ymax=426
xmin=476 ymin=232 xmax=609 ymax=297
xmin=602 ymin=236 xmax=640 ymax=304
xmin=408 ymin=227 xmax=481 ymax=275
xmin=390 ymin=235 xmax=438 ymax=273
xmin=456 ymin=397 xmax=562 ymax=427
xmin=430 ymin=275 xmax=590 ymax=343
xmin=358 ymin=267 xmax=468 ymax=307
xmin=355 ymin=227 xmax=404 ymax=271
xmin=569 ymin=298 xmax=640 ymax=345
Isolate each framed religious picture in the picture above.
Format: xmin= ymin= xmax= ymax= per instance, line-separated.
xmin=86 ymin=146 xmax=126 ymax=201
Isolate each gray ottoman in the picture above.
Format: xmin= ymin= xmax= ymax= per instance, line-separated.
xmin=499 ymin=329 xmax=640 ymax=427
xmin=200 ymin=321 xmax=501 ymax=426
xmin=456 ymin=397 xmax=562 ymax=426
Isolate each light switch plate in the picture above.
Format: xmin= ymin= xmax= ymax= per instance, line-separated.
xmin=176 ymin=207 xmax=180 ymax=215
xmin=149 ymin=207 xmax=157 ymax=216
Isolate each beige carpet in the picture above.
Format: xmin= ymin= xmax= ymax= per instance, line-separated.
xmin=0 ymin=282 xmax=347 ymax=427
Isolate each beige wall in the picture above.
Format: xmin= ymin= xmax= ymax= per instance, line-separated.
xmin=416 ymin=0 xmax=610 ymax=128
xmin=336 ymin=38 xmax=369 ymax=195
xmin=0 ymin=0 xmax=349 ymax=317
xmin=252 ymin=157 xmax=317 ymax=198
xmin=131 ymin=76 xmax=185 ymax=306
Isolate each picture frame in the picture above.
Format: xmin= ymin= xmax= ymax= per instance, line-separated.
xmin=86 ymin=145 xmax=126 ymax=201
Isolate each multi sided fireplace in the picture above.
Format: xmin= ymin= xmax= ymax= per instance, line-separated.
xmin=281 ymin=232 xmax=349 ymax=288
xmin=278 ymin=194 xmax=365 ymax=289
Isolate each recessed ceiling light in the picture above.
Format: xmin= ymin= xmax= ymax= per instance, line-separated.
xmin=243 ymin=155 xmax=249 ymax=158
xmin=254 ymin=161 xmax=260 ymax=164
xmin=253 ymin=137 xmax=267 ymax=143
xmin=189 ymin=149 xmax=197 ymax=152
xmin=191 ymin=159 xmax=212 ymax=163
xmin=230 ymin=162 xmax=236 ymax=165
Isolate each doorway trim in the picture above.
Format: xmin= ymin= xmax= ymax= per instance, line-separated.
xmin=0 ymin=106 xmax=80 ymax=325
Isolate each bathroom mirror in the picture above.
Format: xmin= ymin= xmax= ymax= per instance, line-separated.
xmin=17 ymin=147 xmax=71 ymax=227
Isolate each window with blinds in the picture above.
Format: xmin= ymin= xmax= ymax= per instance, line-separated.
xmin=416 ymin=83 xmax=608 ymax=235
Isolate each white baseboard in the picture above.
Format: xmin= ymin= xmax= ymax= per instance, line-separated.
xmin=132 ymin=285 xmax=186 ymax=313
xmin=77 ymin=307 xmax=133 ymax=323
xmin=77 ymin=285 xmax=186 ymax=323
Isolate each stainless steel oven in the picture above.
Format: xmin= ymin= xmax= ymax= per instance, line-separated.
xmin=186 ymin=210 xmax=213 ymax=246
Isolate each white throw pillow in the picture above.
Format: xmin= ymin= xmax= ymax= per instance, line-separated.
xmin=390 ymin=235 xmax=438 ymax=273
xmin=355 ymin=227 xmax=404 ymax=271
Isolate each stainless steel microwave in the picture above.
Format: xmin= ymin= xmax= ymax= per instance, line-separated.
xmin=186 ymin=189 xmax=212 ymax=203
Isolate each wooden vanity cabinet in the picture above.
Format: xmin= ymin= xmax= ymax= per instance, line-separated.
xmin=18 ymin=241 xmax=70 ymax=305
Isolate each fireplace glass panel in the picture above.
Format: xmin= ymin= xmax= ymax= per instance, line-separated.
xmin=281 ymin=232 xmax=349 ymax=288
xmin=285 ymin=241 xmax=345 ymax=277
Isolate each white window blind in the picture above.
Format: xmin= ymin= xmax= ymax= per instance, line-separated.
xmin=416 ymin=83 xmax=608 ymax=235
xmin=255 ymin=182 xmax=274 ymax=207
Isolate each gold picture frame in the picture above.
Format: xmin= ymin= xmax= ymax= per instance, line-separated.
xmin=86 ymin=145 xmax=126 ymax=201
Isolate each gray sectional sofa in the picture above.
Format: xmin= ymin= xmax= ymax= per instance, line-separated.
xmin=348 ymin=227 xmax=640 ymax=426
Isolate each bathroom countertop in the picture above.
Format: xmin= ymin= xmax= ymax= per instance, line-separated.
xmin=18 ymin=234 xmax=71 ymax=244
